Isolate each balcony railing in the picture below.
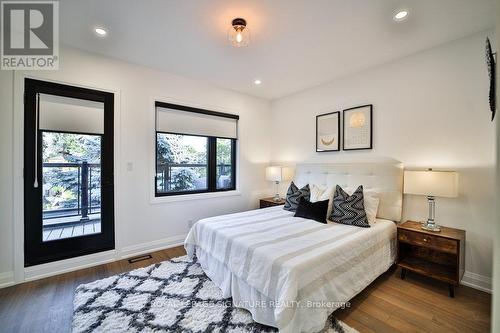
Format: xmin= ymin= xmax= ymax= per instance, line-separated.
xmin=42 ymin=162 xmax=101 ymax=222
xmin=156 ymin=162 xmax=232 ymax=192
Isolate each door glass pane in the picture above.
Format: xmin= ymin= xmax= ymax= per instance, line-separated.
xmin=156 ymin=133 xmax=208 ymax=193
xmin=42 ymin=132 xmax=102 ymax=241
xmin=216 ymin=138 xmax=233 ymax=189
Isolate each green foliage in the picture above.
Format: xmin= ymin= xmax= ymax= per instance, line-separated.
xmin=43 ymin=132 xmax=101 ymax=163
xmin=43 ymin=167 xmax=79 ymax=210
xmin=217 ymin=139 xmax=231 ymax=165
xmin=170 ymin=169 xmax=195 ymax=191
xmin=157 ymin=133 xmax=182 ymax=164
xmin=42 ymin=132 xmax=101 ymax=212
xmin=156 ymin=134 xmax=204 ymax=191
xmin=156 ymin=135 xmax=233 ymax=192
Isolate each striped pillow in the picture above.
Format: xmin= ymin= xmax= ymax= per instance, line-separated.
xmin=283 ymin=182 xmax=310 ymax=212
xmin=330 ymin=185 xmax=370 ymax=228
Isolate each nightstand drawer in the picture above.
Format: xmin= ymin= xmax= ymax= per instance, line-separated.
xmin=398 ymin=229 xmax=457 ymax=254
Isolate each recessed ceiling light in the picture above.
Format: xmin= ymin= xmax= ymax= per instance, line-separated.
xmin=393 ymin=10 xmax=409 ymax=22
xmin=254 ymin=79 xmax=262 ymax=85
xmin=94 ymin=27 xmax=107 ymax=37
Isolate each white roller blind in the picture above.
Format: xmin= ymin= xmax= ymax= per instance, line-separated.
xmin=39 ymin=94 xmax=104 ymax=134
xmin=156 ymin=106 xmax=238 ymax=139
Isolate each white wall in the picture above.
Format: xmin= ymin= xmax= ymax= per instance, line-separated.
xmin=270 ymin=30 xmax=495 ymax=288
xmin=0 ymin=45 xmax=272 ymax=284
xmin=0 ymin=70 xmax=14 ymax=286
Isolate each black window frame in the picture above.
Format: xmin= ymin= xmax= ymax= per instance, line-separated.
xmin=155 ymin=101 xmax=238 ymax=197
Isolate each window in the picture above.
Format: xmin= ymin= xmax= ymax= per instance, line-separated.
xmin=155 ymin=102 xmax=238 ymax=196
xmin=156 ymin=133 xmax=208 ymax=192
xmin=216 ymin=138 xmax=234 ymax=190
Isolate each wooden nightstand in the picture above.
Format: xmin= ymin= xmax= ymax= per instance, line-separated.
xmin=397 ymin=221 xmax=465 ymax=297
xmin=259 ymin=197 xmax=285 ymax=208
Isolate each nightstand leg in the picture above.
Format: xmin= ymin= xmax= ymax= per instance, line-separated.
xmin=400 ymin=268 xmax=406 ymax=280
xmin=448 ymin=284 xmax=455 ymax=298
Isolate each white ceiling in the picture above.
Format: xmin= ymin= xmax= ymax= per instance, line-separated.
xmin=60 ymin=0 xmax=494 ymax=100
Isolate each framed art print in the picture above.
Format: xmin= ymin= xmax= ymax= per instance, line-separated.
xmin=316 ymin=111 xmax=340 ymax=152
xmin=343 ymin=104 xmax=372 ymax=150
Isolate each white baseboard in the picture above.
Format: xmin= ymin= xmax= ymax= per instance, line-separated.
xmin=19 ymin=233 xmax=187 ymax=285
xmin=24 ymin=250 xmax=118 ymax=282
xmin=0 ymin=271 xmax=15 ymax=288
xmin=119 ymin=234 xmax=186 ymax=259
xmin=461 ymin=271 xmax=492 ymax=293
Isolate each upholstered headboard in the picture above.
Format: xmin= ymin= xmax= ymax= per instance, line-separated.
xmin=294 ymin=163 xmax=404 ymax=222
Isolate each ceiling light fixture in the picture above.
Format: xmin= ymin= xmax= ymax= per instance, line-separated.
xmin=228 ymin=18 xmax=250 ymax=47
xmin=94 ymin=27 xmax=107 ymax=37
xmin=393 ymin=10 xmax=409 ymax=22
xmin=254 ymin=79 xmax=262 ymax=85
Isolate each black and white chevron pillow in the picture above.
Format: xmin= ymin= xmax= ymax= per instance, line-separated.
xmin=283 ymin=182 xmax=310 ymax=212
xmin=330 ymin=185 xmax=370 ymax=228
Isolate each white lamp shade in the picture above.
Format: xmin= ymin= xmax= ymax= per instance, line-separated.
xmin=266 ymin=166 xmax=292 ymax=182
xmin=404 ymin=170 xmax=458 ymax=198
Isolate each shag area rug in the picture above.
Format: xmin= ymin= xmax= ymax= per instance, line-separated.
xmin=72 ymin=255 xmax=358 ymax=333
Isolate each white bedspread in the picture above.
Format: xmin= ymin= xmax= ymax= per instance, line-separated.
xmin=185 ymin=206 xmax=396 ymax=333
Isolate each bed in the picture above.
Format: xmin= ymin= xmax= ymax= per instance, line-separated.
xmin=185 ymin=163 xmax=403 ymax=333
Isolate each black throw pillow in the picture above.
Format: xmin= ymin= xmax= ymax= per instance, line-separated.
xmin=329 ymin=185 xmax=370 ymax=228
xmin=294 ymin=197 xmax=329 ymax=223
xmin=283 ymin=182 xmax=310 ymax=212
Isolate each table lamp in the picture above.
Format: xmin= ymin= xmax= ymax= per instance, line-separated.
xmin=403 ymin=169 xmax=458 ymax=232
xmin=266 ymin=166 xmax=292 ymax=201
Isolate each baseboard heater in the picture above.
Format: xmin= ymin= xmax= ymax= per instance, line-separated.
xmin=128 ymin=254 xmax=152 ymax=263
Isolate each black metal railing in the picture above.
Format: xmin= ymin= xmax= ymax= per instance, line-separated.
xmin=156 ymin=163 xmax=231 ymax=192
xmin=42 ymin=162 xmax=101 ymax=221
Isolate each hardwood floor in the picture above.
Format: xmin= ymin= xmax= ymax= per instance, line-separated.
xmin=0 ymin=246 xmax=490 ymax=333
xmin=336 ymin=266 xmax=491 ymax=333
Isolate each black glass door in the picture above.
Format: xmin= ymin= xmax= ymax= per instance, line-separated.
xmin=24 ymin=78 xmax=115 ymax=266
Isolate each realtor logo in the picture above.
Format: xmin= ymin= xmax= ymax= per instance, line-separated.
xmin=1 ymin=1 xmax=59 ymax=70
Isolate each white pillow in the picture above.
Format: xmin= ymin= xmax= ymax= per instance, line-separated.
xmin=309 ymin=184 xmax=335 ymax=219
xmin=364 ymin=194 xmax=380 ymax=224
xmin=344 ymin=187 xmax=380 ymax=225
xmin=309 ymin=184 xmax=324 ymax=202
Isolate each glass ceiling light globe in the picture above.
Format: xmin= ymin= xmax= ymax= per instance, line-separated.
xmin=228 ymin=18 xmax=250 ymax=47
xmin=94 ymin=27 xmax=107 ymax=36
xmin=393 ymin=10 xmax=409 ymax=22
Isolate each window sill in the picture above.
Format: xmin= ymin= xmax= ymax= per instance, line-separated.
xmin=151 ymin=190 xmax=241 ymax=204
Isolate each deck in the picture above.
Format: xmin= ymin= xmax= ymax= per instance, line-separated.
xmin=42 ymin=214 xmax=101 ymax=241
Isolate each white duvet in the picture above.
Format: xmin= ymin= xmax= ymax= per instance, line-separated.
xmin=185 ymin=206 xmax=396 ymax=333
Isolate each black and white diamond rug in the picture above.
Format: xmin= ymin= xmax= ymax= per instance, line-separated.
xmin=72 ymin=255 xmax=357 ymax=333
